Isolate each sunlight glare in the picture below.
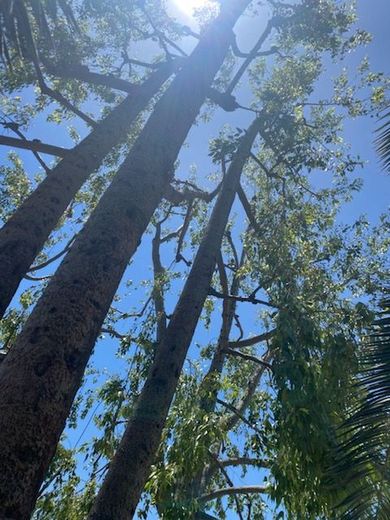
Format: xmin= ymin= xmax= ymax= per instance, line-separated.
xmin=173 ymin=0 xmax=215 ymax=17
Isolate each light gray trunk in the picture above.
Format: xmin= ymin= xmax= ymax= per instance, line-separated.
xmin=87 ymin=118 xmax=260 ymax=520
xmin=0 ymin=3 xmax=252 ymax=518
xmin=0 ymin=62 xmax=175 ymax=318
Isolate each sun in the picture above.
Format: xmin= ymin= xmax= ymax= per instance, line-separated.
xmin=173 ymin=0 xmax=216 ymax=17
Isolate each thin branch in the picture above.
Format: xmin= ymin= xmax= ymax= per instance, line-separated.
xmin=1 ymin=121 xmax=51 ymax=174
xmin=219 ymin=457 xmax=269 ymax=469
xmin=233 ymin=313 xmax=244 ymax=341
xmin=164 ymin=182 xmax=220 ymax=205
xmin=217 ymin=251 xmax=229 ymax=296
xmin=208 ymin=287 xmax=277 ymax=308
xmin=224 ymin=348 xmax=273 ymax=371
xmin=237 ymin=184 xmax=262 ymax=235
xmin=0 ymin=135 xmax=69 ymax=157
xmin=208 ymin=452 xmax=245 ymax=520
xmin=176 ymin=202 xmax=193 ymax=265
xmin=160 ymin=225 xmax=184 ymax=244
xmin=152 ymin=222 xmax=167 ymax=342
xmin=29 ymin=235 xmax=76 ymax=272
xmin=227 ymin=21 xmax=275 ymax=94
xmin=100 ymin=327 xmax=133 ymax=342
xmin=44 ymin=62 xmax=135 ymax=93
xmin=130 ymin=296 xmax=153 ymax=318
xmin=217 ymin=399 xmax=262 ymax=434
xmin=24 ymin=273 xmax=52 ymax=281
xmin=14 ymin=0 xmax=96 ymax=127
xmin=39 ymin=83 xmax=97 ymax=127
xmin=225 ymin=356 xmax=272 ymax=431
xmin=228 ymin=329 xmax=276 ymax=349
xmin=199 ymin=485 xmax=268 ymax=503
xmin=225 ymin=230 xmax=239 ymax=269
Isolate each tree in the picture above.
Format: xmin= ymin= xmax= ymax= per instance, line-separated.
xmin=0 ymin=1 xmax=257 ymax=517
xmin=0 ymin=1 xmax=388 ymax=519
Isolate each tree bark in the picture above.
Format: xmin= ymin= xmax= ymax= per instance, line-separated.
xmin=87 ymin=117 xmax=260 ymax=520
xmin=0 ymin=3 xmax=252 ymax=518
xmin=0 ymin=61 xmax=175 ymax=318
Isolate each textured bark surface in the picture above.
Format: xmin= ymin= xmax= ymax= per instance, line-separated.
xmin=0 ymin=62 xmax=174 ymax=318
xmin=0 ymin=3 xmax=251 ymax=518
xmin=87 ymin=118 xmax=260 ymax=520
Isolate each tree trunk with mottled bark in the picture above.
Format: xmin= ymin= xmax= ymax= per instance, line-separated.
xmin=87 ymin=118 xmax=260 ymax=520
xmin=0 ymin=61 xmax=175 ymax=318
xmin=0 ymin=3 xmax=252 ymax=518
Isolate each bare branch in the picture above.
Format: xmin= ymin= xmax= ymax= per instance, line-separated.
xmin=100 ymin=327 xmax=133 ymax=342
xmin=225 ymin=229 xmax=239 ymax=269
xmin=224 ymin=353 xmax=273 ymax=432
xmin=29 ymin=235 xmax=76 ymax=272
xmin=199 ymin=485 xmax=268 ymax=503
xmin=1 ymin=121 xmax=51 ymax=174
xmin=208 ymin=287 xmax=277 ymax=308
xmin=164 ymin=182 xmax=220 ymax=205
xmin=152 ymin=222 xmax=167 ymax=342
xmin=227 ymin=20 xmax=275 ymax=94
xmin=217 ymin=399 xmax=262 ymax=434
xmin=176 ymin=202 xmax=193 ymax=265
xmin=0 ymin=135 xmax=69 ymax=157
xmin=224 ymin=348 xmax=273 ymax=370
xmin=233 ymin=313 xmax=244 ymax=340
xmin=208 ymin=452 xmax=245 ymax=520
xmin=228 ymin=329 xmax=276 ymax=349
xmin=24 ymin=273 xmax=52 ymax=281
xmin=39 ymin=83 xmax=97 ymax=128
xmin=237 ymin=184 xmax=262 ymax=235
xmin=219 ymin=457 xmax=269 ymax=469
xmin=160 ymin=225 xmax=184 ymax=244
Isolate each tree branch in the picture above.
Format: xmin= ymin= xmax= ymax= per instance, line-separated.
xmin=199 ymin=486 xmax=268 ymax=503
xmin=164 ymin=182 xmax=220 ymax=205
xmin=0 ymin=135 xmax=69 ymax=157
xmin=28 ymin=235 xmax=76 ymax=272
xmin=219 ymin=457 xmax=269 ymax=469
xmin=208 ymin=287 xmax=276 ymax=308
xmin=208 ymin=452 xmax=245 ymax=520
xmin=100 ymin=327 xmax=135 ymax=343
xmin=176 ymin=202 xmax=193 ymax=266
xmin=227 ymin=20 xmax=275 ymax=94
xmin=227 ymin=329 xmax=276 ymax=349
xmin=152 ymin=222 xmax=167 ymax=343
xmin=237 ymin=184 xmax=262 ymax=235
xmin=217 ymin=399 xmax=261 ymax=434
xmin=224 ymin=348 xmax=273 ymax=370
xmin=225 ymin=354 xmax=272 ymax=431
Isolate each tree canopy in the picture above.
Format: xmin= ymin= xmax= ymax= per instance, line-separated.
xmin=0 ymin=1 xmax=389 ymax=519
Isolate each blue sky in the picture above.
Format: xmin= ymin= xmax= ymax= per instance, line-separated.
xmin=0 ymin=0 xmax=389 ymax=518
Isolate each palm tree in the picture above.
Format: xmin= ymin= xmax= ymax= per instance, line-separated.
xmin=329 ymin=296 xmax=390 ymax=519
xmin=376 ymin=109 xmax=390 ymax=173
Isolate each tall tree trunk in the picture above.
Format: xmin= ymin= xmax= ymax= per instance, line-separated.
xmin=0 ymin=61 xmax=175 ymax=318
xmin=87 ymin=118 xmax=260 ymax=520
xmin=0 ymin=3 xmax=252 ymax=519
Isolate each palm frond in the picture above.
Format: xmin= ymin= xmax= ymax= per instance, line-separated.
xmin=327 ymin=295 xmax=390 ymax=519
xmin=375 ymin=110 xmax=390 ymax=174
